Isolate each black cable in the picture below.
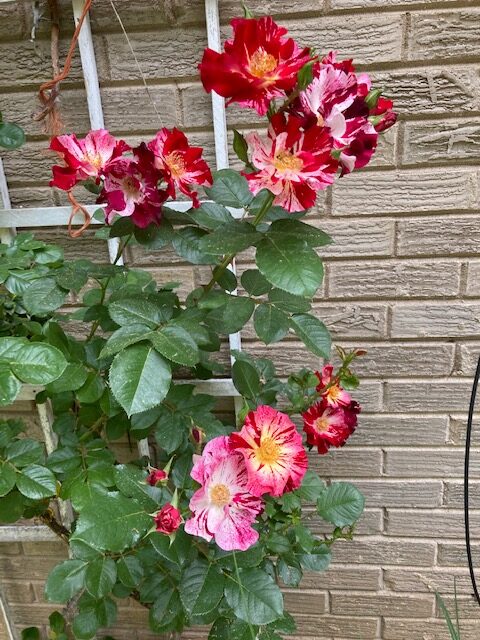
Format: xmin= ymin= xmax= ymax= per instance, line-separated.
xmin=464 ymin=354 xmax=480 ymax=606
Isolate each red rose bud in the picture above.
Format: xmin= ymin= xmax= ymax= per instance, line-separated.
xmin=192 ymin=426 xmax=205 ymax=445
xmin=154 ymin=503 xmax=182 ymax=535
xmin=374 ymin=111 xmax=397 ymax=133
xmin=146 ymin=469 xmax=168 ymax=486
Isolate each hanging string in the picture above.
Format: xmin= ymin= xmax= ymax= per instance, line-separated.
xmin=67 ymin=191 xmax=92 ymax=238
xmin=109 ymin=0 xmax=164 ymax=127
xmin=464 ymin=354 xmax=480 ymax=606
xmin=33 ymin=0 xmax=93 ymax=134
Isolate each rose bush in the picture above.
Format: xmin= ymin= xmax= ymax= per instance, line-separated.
xmin=0 ymin=11 xmax=396 ymax=640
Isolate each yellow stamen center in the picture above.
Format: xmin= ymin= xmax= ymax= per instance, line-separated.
xmin=274 ymin=151 xmax=303 ymax=173
xmin=166 ymin=151 xmax=186 ymax=178
xmin=210 ymin=483 xmax=231 ymax=507
xmin=257 ymin=437 xmax=281 ymax=465
xmin=317 ymin=114 xmax=325 ymax=127
xmin=249 ymin=49 xmax=277 ymax=78
xmin=122 ymin=177 xmax=140 ymax=197
xmin=314 ymin=417 xmax=330 ymax=434
xmin=326 ymin=384 xmax=341 ymax=403
xmin=86 ymin=153 xmax=103 ymax=169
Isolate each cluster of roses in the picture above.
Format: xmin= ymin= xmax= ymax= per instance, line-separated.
xmin=148 ymin=366 xmax=360 ymax=552
xmin=302 ymin=364 xmax=361 ymax=454
xmin=200 ymin=16 xmax=397 ymax=212
xmin=49 ymin=15 xmax=396 ymax=222
xmin=50 ymin=127 xmax=213 ymax=228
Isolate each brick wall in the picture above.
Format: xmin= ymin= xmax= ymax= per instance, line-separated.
xmin=1 ymin=0 xmax=480 ymax=638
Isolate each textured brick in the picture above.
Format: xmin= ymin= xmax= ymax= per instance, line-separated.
xmin=391 ymin=303 xmax=480 ymax=339
xmin=386 ymin=508 xmax=480 ymax=538
xmin=438 ymin=542 xmax=480 ymax=567
xmin=332 ymin=170 xmax=478 ymax=216
xmin=2 ymin=582 xmax=35 ymax=604
xmin=301 ymin=566 xmax=381 ymax=591
xmin=334 ymin=539 xmax=436 ymax=566
xmin=384 ymin=618 xmax=480 ymax=640
xmin=444 ymin=480 xmax=480 ymax=507
xmin=386 ymin=380 xmax=472 ymax=412
xmin=466 ymin=262 xmax=480 ymax=296
xmin=294 ymin=614 xmax=379 ymax=639
xmin=312 ymin=508 xmax=383 ymax=536
xmin=370 ymin=66 xmax=479 ymax=117
xmin=385 ymin=448 xmax=480 ymax=478
xmin=397 ymin=215 xmax=480 ymax=258
xmin=354 ymin=415 xmax=448 ymax=446
xmin=0 ymin=1 xmax=30 ymax=40
xmin=352 ymin=480 xmax=442 ymax=508
xmin=320 ymin=218 xmax=394 ymax=258
xmin=313 ymin=302 xmax=388 ymax=339
xmin=283 ymin=591 xmax=328 ymax=614
xmin=311 ymin=448 xmax=383 ymax=478
xmin=408 ymin=11 xmax=480 ymax=62
xmin=331 ymin=592 xmax=434 ymax=617
xmin=328 ymin=260 xmax=460 ymax=299
xmin=403 ymin=119 xmax=480 ymax=165
xmin=384 ymin=568 xmax=473 ymax=594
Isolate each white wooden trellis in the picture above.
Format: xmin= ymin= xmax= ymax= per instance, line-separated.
xmin=0 ymin=0 xmax=242 ymax=547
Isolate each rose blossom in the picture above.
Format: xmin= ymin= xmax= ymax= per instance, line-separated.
xmin=302 ymin=399 xmax=360 ymax=454
xmin=146 ymin=469 xmax=168 ymax=486
xmin=50 ymin=129 xmax=128 ymax=191
xmin=199 ymin=16 xmax=312 ymax=115
xmin=229 ymin=405 xmax=308 ymax=497
xmin=154 ymin=503 xmax=182 ymax=535
xmin=184 ymin=436 xmax=263 ymax=551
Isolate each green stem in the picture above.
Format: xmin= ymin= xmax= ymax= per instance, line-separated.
xmin=85 ymin=233 xmax=133 ymax=343
xmin=232 ymin=551 xmax=257 ymax=640
xmin=202 ymin=191 xmax=275 ymax=296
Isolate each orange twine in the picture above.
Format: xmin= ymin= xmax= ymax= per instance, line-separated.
xmin=33 ymin=0 xmax=93 ymax=134
xmin=67 ymin=191 xmax=92 ymax=238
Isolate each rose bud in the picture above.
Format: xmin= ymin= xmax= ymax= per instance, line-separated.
xmin=146 ymin=468 xmax=168 ymax=486
xmin=154 ymin=503 xmax=182 ymax=535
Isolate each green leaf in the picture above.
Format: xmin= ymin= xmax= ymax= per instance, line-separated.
xmin=241 ymin=269 xmax=272 ymax=296
xmin=55 ymin=263 xmax=89 ymax=292
xmin=268 ymin=219 xmax=332 ymax=248
xmin=99 ymin=324 xmax=151 ymax=359
xmin=205 ymin=296 xmax=254 ymax=334
xmin=0 ymin=490 xmax=24 ymax=523
xmin=108 ymin=298 xmax=166 ymax=329
xmin=0 ymin=122 xmax=26 ymax=149
xmin=46 ymin=363 xmax=88 ymax=394
xmin=134 ymin=219 xmax=174 ymax=248
xmin=172 ymin=227 xmax=218 ymax=265
xmin=297 ymin=60 xmax=315 ymax=90
xmin=109 ymin=344 xmax=172 ymax=416
xmin=49 ymin=611 xmax=66 ymax=633
xmin=71 ymin=491 xmax=152 ymax=552
xmin=149 ymin=583 xmax=183 ymax=630
xmin=297 ymin=470 xmax=325 ymax=502
xmin=6 ymin=439 xmax=44 ymax=467
xmin=21 ymin=628 xmax=40 ymax=640
xmin=113 ymin=464 xmax=159 ymax=511
xmin=180 ymin=560 xmax=225 ymax=616
xmin=16 ymin=464 xmax=56 ymax=499
xmin=45 ymin=559 xmax=87 ymax=603
xmin=199 ymin=221 xmax=261 ymax=255
xmin=0 ymin=369 xmax=21 ymax=406
xmin=277 ymin=557 xmax=302 ymax=587
xmin=267 ymin=288 xmax=311 ymax=313
xmin=298 ymin=544 xmax=331 ymax=572
xmin=232 ymin=360 xmax=261 ymax=400
xmin=224 ymin=567 xmax=284 ymax=625
xmin=233 ymin=130 xmax=249 ymax=164
xmin=22 ymin=278 xmax=67 ymax=315
xmin=85 ymin=557 xmax=117 ymax=598
xmin=76 ymin=372 xmax=105 ymax=404
xmin=436 ymin=590 xmax=461 ymax=640
xmin=204 ymin=169 xmax=253 ymax=208
xmin=34 ymin=245 xmax=64 ymax=265
xmin=191 ymin=202 xmax=234 ymax=230
xmin=117 ymin=555 xmax=144 ymax=588
xmin=0 ymin=461 xmax=16 ymax=496
xmin=254 ymin=304 xmax=289 ymax=344
xmin=289 ymin=313 xmax=331 ymax=359
xmin=256 ymin=237 xmax=324 ymax=297
xmin=149 ymin=325 xmax=199 ymax=366
xmin=9 ymin=343 xmax=67 ymax=385
xmin=317 ymin=482 xmax=365 ymax=527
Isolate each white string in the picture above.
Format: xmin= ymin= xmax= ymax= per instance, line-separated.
xmin=109 ymin=0 xmax=164 ymax=127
